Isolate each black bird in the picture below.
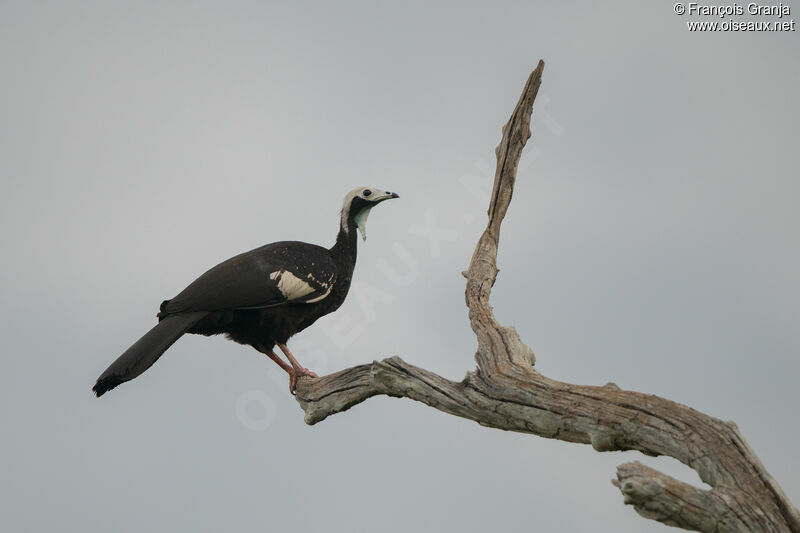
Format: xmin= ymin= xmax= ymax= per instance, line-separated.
xmin=93 ymin=187 xmax=399 ymax=396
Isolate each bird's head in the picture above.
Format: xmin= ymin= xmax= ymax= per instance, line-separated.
xmin=340 ymin=186 xmax=399 ymax=241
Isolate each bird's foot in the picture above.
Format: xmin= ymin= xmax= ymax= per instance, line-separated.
xmin=289 ymin=367 xmax=319 ymax=394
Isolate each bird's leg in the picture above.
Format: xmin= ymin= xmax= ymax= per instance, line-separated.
xmin=276 ymin=342 xmax=318 ymax=392
xmin=257 ymin=346 xmax=293 ymax=375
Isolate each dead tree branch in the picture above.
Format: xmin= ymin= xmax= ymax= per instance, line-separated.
xmin=293 ymin=61 xmax=800 ymax=532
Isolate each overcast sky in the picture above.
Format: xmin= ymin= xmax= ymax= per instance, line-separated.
xmin=1 ymin=1 xmax=798 ymax=531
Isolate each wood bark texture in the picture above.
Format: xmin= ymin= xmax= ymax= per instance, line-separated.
xmin=293 ymin=61 xmax=800 ymax=532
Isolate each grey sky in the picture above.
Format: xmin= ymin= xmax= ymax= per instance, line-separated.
xmin=1 ymin=1 xmax=798 ymax=531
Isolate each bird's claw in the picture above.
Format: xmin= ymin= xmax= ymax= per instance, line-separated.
xmin=289 ymin=367 xmax=318 ymax=394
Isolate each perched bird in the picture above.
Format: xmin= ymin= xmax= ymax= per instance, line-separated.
xmin=93 ymin=187 xmax=399 ymax=397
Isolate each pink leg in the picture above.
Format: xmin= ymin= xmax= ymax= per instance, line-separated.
xmin=258 ymin=346 xmax=292 ymax=374
xmin=276 ymin=342 xmax=318 ymax=392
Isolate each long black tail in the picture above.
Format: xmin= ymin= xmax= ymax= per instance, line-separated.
xmin=93 ymin=312 xmax=207 ymax=397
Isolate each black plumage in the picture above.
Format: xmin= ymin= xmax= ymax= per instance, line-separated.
xmin=93 ymin=187 xmax=398 ymax=397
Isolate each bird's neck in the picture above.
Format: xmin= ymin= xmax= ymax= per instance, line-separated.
xmin=330 ymin=219 xmax=358 ymax=271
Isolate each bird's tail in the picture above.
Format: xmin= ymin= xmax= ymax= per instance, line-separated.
xmin=93 ymin=312 xmax=207 ymax=397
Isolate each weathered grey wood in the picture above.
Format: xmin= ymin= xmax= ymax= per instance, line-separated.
xmin=293 ymin=60 xmax=799 ymax=532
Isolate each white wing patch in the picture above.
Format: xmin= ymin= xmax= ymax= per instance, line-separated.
xmin=269 ymin=270 xmax=315 ymax=300
xmin=304 ymin=272 xmax=335 ymax=303
xmin=269 ymin=270 xmax=335 ymax=303
xmin=306 ymin=284 xmax=333 ymax=303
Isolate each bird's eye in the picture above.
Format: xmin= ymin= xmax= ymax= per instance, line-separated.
xmin=363 ymin=189 xmax=372 ymax=197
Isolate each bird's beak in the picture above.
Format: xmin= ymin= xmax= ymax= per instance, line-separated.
xmin=374 ymin=191 xmax=399 ymax=202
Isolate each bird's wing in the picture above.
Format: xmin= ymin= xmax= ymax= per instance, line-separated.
xmin=161 ymin=241 xmax=337 ymax=315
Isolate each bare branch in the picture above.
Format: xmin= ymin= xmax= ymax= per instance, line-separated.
xmin=293 ymin=61 xmax=799 ymax=532
xmin=614 ymin=462 xmax=746 ymax=531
